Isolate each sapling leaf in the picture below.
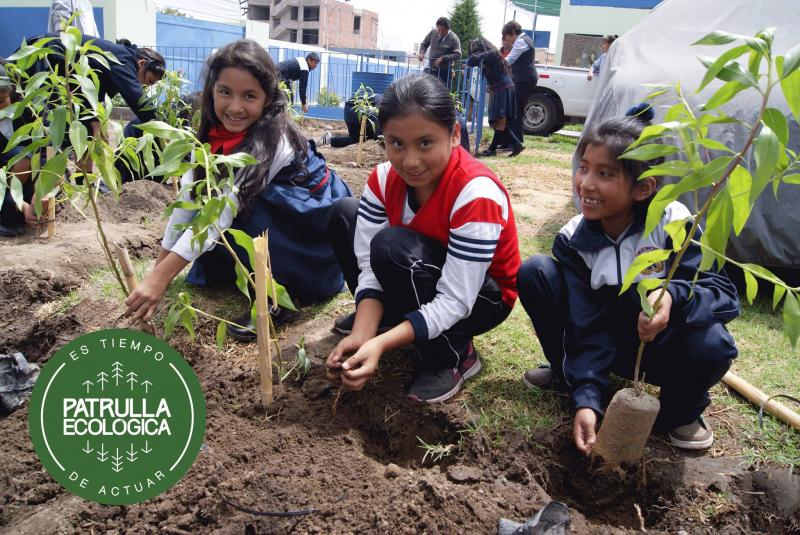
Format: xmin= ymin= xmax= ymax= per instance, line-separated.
xmin=34 ymin=151 xmax=67 ymax=204
xmin=697 ymin=137 xmax=735 ymax=154
xmin=644 ymin=183 xmax=680 ymax=237
xmin=728 ymin=165 xmax=753 ymax=235
xmin=699 ymin=192 xmax=733 ymax=271
xmin=751 ymin=124 xmax=780 ymax=203
xmin=5 ymin=121 xmax=35 ymax=152
xmin=215 ymin=321 xmax=227 ymax=351
xmin=693 ymin=30 xmax=746 ymax=46
xmin=639 ymin=160 xmax=692 ymax=179
xmin=743 ymin=270 xmax=758 ymax=305
xmin=164 ymin=302 xmax=181 ymax=339
xmin=663 ymin=218 xmax=690 ymax=250
xmin=72 ymin=74 xmax=99 ymax=112
xmin=621 ymin=143 xmax=678 ymax=161
xmin=762 ymin=108 xmax=789 ymax=146
xmin=233 ymin=261 xmax=251 ymax=301
xmin=702 ymin=80 xmax=748 ymax=111
xmin=620 ymin=249 xmax=670 ymax=294
xmin=135 ymin=120 xmax=193 ymax=141
xmin=68 ymin=120 xmax=88 ymax=160
xmin=180 ymin=307 xmax=196 ymax=341
xmin=637 ymin=284 xmax=656 ymax=318
xmin=697 ymin=45 xmax=750 ymax=91
xmin=710 ymin=61 xmax=759 ymax=88
xmin=272 ymin=281 xmax=297 ymax=312
xmin=778 ymin=58 xmax=800 ymax=123
xmin=226 ymin=229 xmax=257 ymax=272
xmin=781 ymin=42 xmax=800 ymax=79
xmin=773 ymin=285 xmax=787 ymax=311
xmin=0 ymin=169 xmax=6 ymax=205
xmin=783 ymin=292 xmax=800 ymax=348
xmin=9 ymin=175 xmax=23 ymax=210
xmin=48 ymin=106 xmax=67 ymax=148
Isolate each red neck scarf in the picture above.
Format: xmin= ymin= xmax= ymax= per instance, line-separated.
xmin=208 ymin=125 xmax=248 ymax=155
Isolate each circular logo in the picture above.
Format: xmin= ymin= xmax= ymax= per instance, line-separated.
xmin=28 ymin=329 xmax=205 ymax=505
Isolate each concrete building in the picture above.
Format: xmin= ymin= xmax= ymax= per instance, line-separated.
xmin=247 ymin=0 xmax=378 ymax=48
xmin=555 ymin=0 xmax=661 ymax=66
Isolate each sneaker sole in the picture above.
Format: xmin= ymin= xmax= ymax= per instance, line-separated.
xmin=521 ymin=374 xmax=552 ymax=390
xmin=668 ymin=434 xmax=714 ymax=450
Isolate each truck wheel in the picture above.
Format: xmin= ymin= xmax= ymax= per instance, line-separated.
xmin=524 ymin=94 xmax=558 ymax=135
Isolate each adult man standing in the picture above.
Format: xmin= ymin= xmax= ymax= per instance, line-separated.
xmin=48 ymin=0 xmax=99 ymax=37
xmin=277 ymin=52 xmax=320 ymax=113
xmin=417 ymin=17 xmax=462 ymax=86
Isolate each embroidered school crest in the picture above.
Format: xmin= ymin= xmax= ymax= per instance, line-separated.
xmin=635 ymin=246 xmax=665 ymax=276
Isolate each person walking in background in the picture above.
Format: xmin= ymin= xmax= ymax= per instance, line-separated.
xmin=277 ymin=52 xmax=320 ymax=113
xmin=587 ymin=34 xmax=617 ymax=81
xmin=417 ymin=17 xmax=462 ymax=87
xmin=48 ymin=0 xmax=99 ymax=37
xmin=467 ymin=37 xmax=524 ymax=158
xmin=501 ymin=21 xmax=538 ymax=147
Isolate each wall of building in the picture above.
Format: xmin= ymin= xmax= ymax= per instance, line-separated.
xmin=555 ymin=0 xmax=657 ymax=64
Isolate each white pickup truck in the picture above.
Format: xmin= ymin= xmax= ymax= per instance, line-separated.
xmin=523 ymin=65 xmax=596 ymax=135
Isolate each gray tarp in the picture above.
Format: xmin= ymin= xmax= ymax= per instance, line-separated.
xmin=582 ymin=0 xmax=800 ymax=269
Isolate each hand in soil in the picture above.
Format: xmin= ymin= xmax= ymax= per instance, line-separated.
xmin=22 ymin=200 xmax=50 ymax=227
xmin=638 ymin=289 xmax=673 ymax=343
xmin=328 ymin=338 xmax=382 ymax=391
xmin=124 ymin=271 xmax=170 ymax=322
xmin=573 ymin=407 xmax=598 ymax=455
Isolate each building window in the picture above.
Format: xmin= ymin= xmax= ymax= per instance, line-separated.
xmin=249 ymin=5 xmax=270 ymax=20
xmin=353 ymin=15 xmax=361 ymax=34
xmin=290 ymin=6 xmax=298 ymax=20
xmin=272 ymin=16 xmax=280 ymax=27
xmin=302 ymin=29 xmax=319 ymax=45
xmin=274 ymin=0 xmax=281 ymax=5
xmin=303 ymin=6 xmax=320 ymax=22
xmin=289 ymin=29 xmax=298 ymax=43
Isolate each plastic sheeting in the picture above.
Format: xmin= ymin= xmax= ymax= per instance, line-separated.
xmin=582 ymin=0 xmax=800 ymax=269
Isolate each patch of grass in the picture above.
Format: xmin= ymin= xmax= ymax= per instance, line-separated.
xmin=35 ymin=289 xmax=83 ymax=319
xmin=523 ymin=133 xmax=578 ymax=154
xmin=561 ymin=123 xmax=584 ymax=132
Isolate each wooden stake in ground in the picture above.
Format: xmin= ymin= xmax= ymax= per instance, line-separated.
xmin=46 ymin=146 xmax=56 ymax=238
xmin=722 ymin=371 xmax=800 ymax=431
xmin=113 ymin=243 xmax=138 ymax=295
xmin=357 ymin=115 xmax=367 ymax=167
xmin=253 ymin=234 xmax=273 ymax=406
xmin=171 ymin=176 xmax=179 ymax=197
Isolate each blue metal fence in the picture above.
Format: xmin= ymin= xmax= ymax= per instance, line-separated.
xmin=152 ymin=45 xmax=488 ymax=153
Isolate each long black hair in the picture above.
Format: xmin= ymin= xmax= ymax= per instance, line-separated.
xmin=468 ymin=36 xmax=511 ymax=77
xmin=378 ymin=74 xmax=456 ymax=133
xmin=116 ymin=38 xmax=166 ymax=78
xmin=197 ymin=39 xmax=307 ymax=208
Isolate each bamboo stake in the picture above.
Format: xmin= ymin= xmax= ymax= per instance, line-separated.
xmin=722 ymin=371 xmax=800 ymax=431
xmin=253 ymin=234 xmax=273 ymax=406
xmin=357 ymin=115 xmax=367 ymax=167
xmin=113 ymin=243 xmax=138 ymax=294
xmin=46 ymin=147 xmax=56 ymax=238
xmin=171 ymin=176 xmax=179 ymax=197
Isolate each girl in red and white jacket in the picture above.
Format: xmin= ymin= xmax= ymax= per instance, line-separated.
xmin=326 ymin=75 xmax=520 ymax=403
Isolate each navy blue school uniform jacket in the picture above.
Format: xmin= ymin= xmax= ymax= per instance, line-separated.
xmin=553 ymin=201 xmax=740 ymax=415
xmin=21 ymin=34 xmax=155 ymax=124
xmin=277 ymin=57 xmax=312 ymax=106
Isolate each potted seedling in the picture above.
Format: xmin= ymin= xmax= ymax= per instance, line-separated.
xmin=352 ymin=83 xmax=378 ymax=167
xmin=592 ymin=28 xmax=800 ymax=466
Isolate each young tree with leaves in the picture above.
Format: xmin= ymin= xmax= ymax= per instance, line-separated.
xmin=449 ymin=0 xmax=482 ymax=58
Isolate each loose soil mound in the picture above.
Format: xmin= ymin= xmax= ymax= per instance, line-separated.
xmin=1 ymin=124 xmax=798 ymax=534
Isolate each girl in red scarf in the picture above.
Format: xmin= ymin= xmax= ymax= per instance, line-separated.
xmin=125 ymin=40 xmax=352 ymax=339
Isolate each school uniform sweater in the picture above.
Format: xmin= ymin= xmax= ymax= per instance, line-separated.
xmin=554 ymin=201 xmax=740 ymax=414
xmin=355 ymin=145 xmax=520 ymax=341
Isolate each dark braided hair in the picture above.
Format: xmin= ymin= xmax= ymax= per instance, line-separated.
xmin=116 ymin=38 xmax=166 ymax=78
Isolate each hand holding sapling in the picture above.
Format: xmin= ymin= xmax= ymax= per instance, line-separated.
xmin=637 ymin=289 xmax=673 ymax=343
xmin=340 ymin=338 xmax=383 ymax=391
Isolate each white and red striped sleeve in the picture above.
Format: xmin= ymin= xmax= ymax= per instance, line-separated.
xmin=406 ymin=176 xmax=509 ymax=341
xmin=353 ymin=162 xmax=391 ymax=304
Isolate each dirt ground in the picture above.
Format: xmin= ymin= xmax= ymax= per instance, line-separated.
xmin=1 ymin=119 xmax=798 ymax=534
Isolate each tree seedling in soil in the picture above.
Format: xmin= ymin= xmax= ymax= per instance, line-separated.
xmin=0 ymin=28 xmax=175 ymax=319
xmin=417 ymin=436 xmax=456 ymax=464
xmin=351 ymin=84 xmax=378 ymax=168
xmin=592 ymin=28 xmax=800 ymax=467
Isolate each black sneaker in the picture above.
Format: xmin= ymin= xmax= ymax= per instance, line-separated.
xmin=478 ymin=148 xmax=497 ymax=157
xmin=408 ymin=343 xmax=481 ymax=404
xmin=227 ymin=305 xmax=299 ymax=342
xmin=0 ymin=222 xmax=25 ymax=237
xmin=332 ymin=311 xmax=395 ymax=335
xmin=509 ymin=144 xmax=526 ymax=157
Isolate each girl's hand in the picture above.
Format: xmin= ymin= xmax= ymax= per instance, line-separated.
xmin=326 ymin=334 xmax=366 ymax=379
xmin=124 ymin=271 xmax=170 ymax=322
xmin=22 ymin=200 xmax=49 ymax=227
xmin=339 ymin=338 xmax=383 ymax=391
xmin=586 ymin=74 xmax=593 ymax=81
xmin=573 ymin=407 xmax=598 ymax=455
xmin=638 ymin=289 xmax=673 ymax=343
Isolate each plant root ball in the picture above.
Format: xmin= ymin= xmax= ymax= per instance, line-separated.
xmin=593 ymin=387 xmax=660 ymax=467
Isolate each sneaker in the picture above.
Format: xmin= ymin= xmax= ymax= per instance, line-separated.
xmin=0 ymin=222 xmax=25 ymax=237
xmin=668 ymin=416 xmax=714 ymax=450
xmin=332 ymin=311 xmax=395 ymax=336
xmin=318 ymin=132 xmax=332 ymax=146
xmin=509 ymin=144 xmax=526 ymax=157
xmin=408 ymin=343 xmax=481 ymax=404
xmin=227 ymin=305 xmax=299 ymax=342
xmin=522 ymin=365 xmax=554 ymax=389
xmin=478 ymin=148 xmax=497 ymax=157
